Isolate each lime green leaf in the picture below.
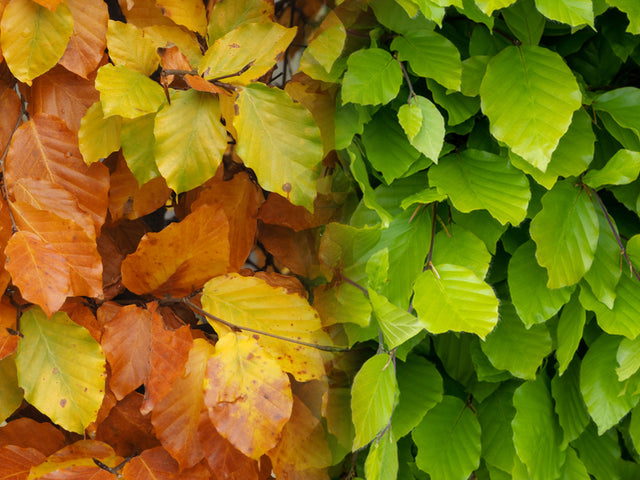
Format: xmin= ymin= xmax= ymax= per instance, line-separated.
xmin=630 ymin=404 xmax=640 ymax=455
xmin=580 ymin=334 xmax=640 ymax=434
xmin=391 ymin=29 xmax=462 ymax=91
xmin=432 ymin=224 xmax=491 ymax=280
xmin=207 ymin=0 xmax=273 ymax=41
xmin=341 ymin=48 xmax=402 ymax=106
xmin=301 ymin=11 xmax=346 ymax=74
xmin=0 ymin=0 xmax=73 ymax=85
xmin=502 ymin=0 xmax=545 ymax=45
xmin=629 ymin=235 xmax=640 ymax=272
xmin=572 ymin=423 xmax=621 ymax=480
xmin=15 ymin=308 xmax=106 ymax=434
xmin=555 ymin=291 xmax=586 ymax=375
xmin=593 ymin=87 xmax=640 ymax=139
xmin=474 ymin=0 xmax=518 ymax=15
xmin=413 ymin=264 xmax=499 ymax=339
xmin=106 ymin=20 xmax=159 ymax=76
xmin=398 ymin=96 xmax=445 ymax=162
xmin=95 ymin=64 xmax=166 ymax=119
xmin=508 ymin=240 xmax=575 ymax=327
xmin=560 ymin=447 xmax=590 ymax=480
xmin=512 ymin=375 xmax=566 ymax=480
xmin=351 ymin=354 xmax=397 ymax=450
xmin=451 ymin=209 xmax=508 ymax=255
xmin=346 ymin=147 xmax=393 ymax=227
xmin=365 ymin=430 xmax=398 ymax=480
xmin=391 ymin=355 xmax=443 ymax=440
xmin=368 ymin=289 xmax=423 ymax=350
xmin=598 ymin=109 xmax=640 ymax=150
xmin=480 ymin=45 xmax=581 ymax=171
xmin=534 ymin=0 xmax=594 ymax=27
xmin=313 ymin=283 xmax=371 ymax=329
xmin=427 ymin=79 xmax=481 ymax=126
xmin=199 ymin=22 xmax=296 ymax=86
xmin=460 ymin=55 xmax=490 ymax=96
xmin=551 ymin=358 xmax=590 ymax=447
xmin=584 ymin=149 xmax=640 ymax=189
xmin=607 ymin=0 xmax=640 ymax=34
xmin=481 ymin=302 xmax=552 ymax=380
xmin=154 ymin=89 xmax=227 ymax=193
xmin=429 ymin=149 xmax=530 ymax=225
xmin=477 ymin=382 xmax=517 ymax=473
xmin=79 ymin=101 xmax=122 ymax=165
xmin=617 ymin=336 xmax=640 ymax=381
xmin=530 ymin=180 xmax=599 ymax=288
xmin=0 ymin=355 xmax=23 ymax=424
xmin=471 ymin=339 xmax=511 ymax=382
xmin=413 ymin=396 xmax=481 ymax=480
xmin=400 ymin=186 xmax=446 ymax=209
xmin=234 ymin=83 xmax=323 ymax=211
xmin=121 ymin=114 xmax=161 ymax=185
xmin=366 ymin=248 xmax=390 ymax=292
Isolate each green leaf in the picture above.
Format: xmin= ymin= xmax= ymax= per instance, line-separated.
xmin=391 ymin=29 xmax=462 ymax=91
xmin=351 ymin=353 xmax=397 ymax=450
xmin=121 ymin=114 xmax=161 ymax=185
xmin=412 ymin=396 xmax=481 ymax=480
xmin=366 ymin=248 xmax=390 ymax=292
xmin=530 ymin=180 xmax=599 ymax=288
xmin=480 ymin=45 xmax=582 ymax=171
xmin=15 ymin=308 xmax=106 ymax=434
xmin=580 ymin=334 xmax=640 ymax=434
xmin=534 ymin=0 xmax=594 ymax=27
xmin=313 ymin=283 xmax=372 ymax=329
xmin=598 ymin=110 xmax=640 ymax=150
xmin=154 ymin=89 xmax=227 ymax=193
xmin=95 ymin=64 xmax=166 ymax=119
xmin=572 ymin=423 xmax=621 ymax=480
xmin=607 ymin=0 xmax=640 ymax=34
xmin=560 ymin=447 xmax=590 ymax=480
xmin=365 ymin=430 xmax=398 ymax=480
xmin=512 ymin=375 xmax=566 ymax=480
xmin=234 ymin=83 xmax=323 ymax=211
xmin=413 ymin=264 xmax=499 ymax=339
xmin=551 ymin=358 xmax=590 ymax=447
xmin=301 ymin=11 xmax=346 ymax=74
xmin=369 ymin=290 xmax=423 ymax=350
xmin=630 ymin=404 xmax=640 ymax=456
xmin=398 ymin=96 xmax=445 ymax=162
xmin=427 ymin=79 xmax=481 ymax=126
xmin=555 ymin=290 xmax=586 ymax=375
xmin=477 ymin=382 xmax=518 ymax=473
xmin=584 ymin=150 xmax=640 ymax=189
xmin=629 ymin=234 xmax=640 ymax=271
xmin=508 ymin=240 xmax=575 ymax=327
xmin=400 ymin=186 xmax=447 ymax=209
xmin=460 ymin=55 xmax=490 ymax=97
xmin=429 ymin=149 xmax=530 ymax=225
xmin=481 ymin=302 xmax=552 ymax=380
xmin=341 ymin=48 xmax=403 ymax=106
xmin=502 ymin=0 xmax=546 ymax=45
xmin=346 ymin=147 xmax=393 ymax=227
xmin=617 ymin=336 xmax=640 ymax=382
xmin=0 ymin=355 xmax=23 ymax=424
xmin=78 ymin=101 xmax=122 ymax=165
xmin=451 ymin=209 xmax=508 ymax=254
xmin=0 ymin=0 xmax=73 ymax=85
xmin=432 ymin=224 xmax=491 ymax=280
xmin=474 ymin=0 xmax=518 ymax=15
xmin=593 ymin=87 xmax=640 ymax=139
xmin=391 ymin=355 xmax=443 ymax=440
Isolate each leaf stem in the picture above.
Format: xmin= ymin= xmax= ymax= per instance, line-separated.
xmin=395 ymin=54 xmax=417 ymax=104
xmin=337 ymin=272 xmax=369 ymax=297
xmin=425 ymin=202 xmax=438 ymax=268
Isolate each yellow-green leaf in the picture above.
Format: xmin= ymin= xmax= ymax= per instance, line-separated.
xmin=121 ymin=114 xmax=161 ymax=185
xmin=207 ymin=0 xmax=274 ymax=41
xmin=0 ymin=355 xmax=23 ymax=423
xmin=154 ymin=89 xmax=227 ymax=193
xmin=15 ymin=308 xmax=106 ymax=434
xmin=78 ymin=101 xmax=122 ymax=165
xmin=106 ymin=20 xmax=160 ymax=76
xmin=0 ymin=0 xmax=74 ymax=85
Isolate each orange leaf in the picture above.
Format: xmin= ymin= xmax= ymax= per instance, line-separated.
xmin=0 ymin=418 xmax=66 ymax=455
xmin=121 ymin=204 xmax=230 ymax=297
xmin=0 ymin=445 xmax=46 ymax=480
xmin=258 ymin=192 xmax=333 ymax=231
xmin=122 ymin=447 xmax=211 ymax=480
xmin=102 ymin=305 xmax=152 ymax=400
xmin=0 ymin=87 xmax=21 ymax=154
xmin=27 ymin=66 xmax=100 ymax=132
xmin=118 ymin=0 xmax=175 ymax=28
xmin=58 ymin=0 xmax=108 ymax=78
xmin=258 ymin=223 xmax=322 ymax=278
xmin=29 ymin=440 xmax=121 ymax=479
xmin=31 ymin=0 xmax=64 ymax=10
xmin=185 ymin=74 xmax=232 ymax=95
xmin=204 ymin=333 xmax=292 ymax=459
xmin=4 ymin=114 xmax=109 ymax=233
xmin=152 ymin=338 xmax=213 ymax=470
xmin=0 ymin=199 xmax=14 ymax=298
xmin=5 ymin=231 xmax=71 ymax=316
xmin=63 ymin=299 xmax=103 ymax=342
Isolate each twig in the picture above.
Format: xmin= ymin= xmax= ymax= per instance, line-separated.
xmin=337 ymin=271 xmax=369 ymax=297
xmin=395 ymin=54 xmax=417 ymax=104
xmin=0 ymin=91 xmax=25 ymax=233
xmin=424 ymin=203 xmax=438 ymax=272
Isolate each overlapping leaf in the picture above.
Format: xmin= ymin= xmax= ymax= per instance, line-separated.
xmin=106 ymin=20 xmax=160 ymax=76
xmin=534 ymin=0 xmax=594 ymax=27
xmin=207 ymin=0 xmax=273 ymax=41
xmin=341 ymin=48 xmax=402 ymax=106
xmin=79 ymin=101 xmax=122 ymax=165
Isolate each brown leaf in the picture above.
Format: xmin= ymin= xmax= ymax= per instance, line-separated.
xmin=0 ymin=418 xmax=66 ymax=455
xmin=102 ymin=305 xmax=152 ymax=400
xmin=0 ymin=445 xmax=46 ymax=480
xmin=59 ymin=0 xmax=109 ymax=78
xmin=122 ymin=447 xmax=211 ymax=480
xmin=121 ymin=204 xmax=230 ymax=297
xmin=258 ymin=192 xmax=336 ymax=231
xmin=118 ymin=0 xmax=176 ymax=28
xmin=258 ymin=223 xmax=322 ymax=278
xmin=253 ymin=271 xmax=308 ymax=299
xmin=0 ymin=87 xmax=21 ymax=154
xmin=63 ymin=300 xmax=103 ymax=343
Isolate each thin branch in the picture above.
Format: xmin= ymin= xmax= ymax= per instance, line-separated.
xmin=337 ymin=271 xmax=369 ymax=297
xmin=425 ymin=202 xmax=438 ymax=269
xmin=208 ymin=61 xmax=254 ymax=83
xmin=395 ymin=54 xmax=417 ymax=104
xmin=0 ymin=93 xmax=25 ymax=233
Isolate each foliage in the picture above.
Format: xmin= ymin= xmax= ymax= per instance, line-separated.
xmin=1 ymin=0 xmax=640 ymax=480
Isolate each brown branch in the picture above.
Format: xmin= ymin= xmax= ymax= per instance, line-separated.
xmin=395 ymin=54 xmax=417 ymax=104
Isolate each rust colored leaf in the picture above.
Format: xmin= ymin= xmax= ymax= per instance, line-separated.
xmin=121 ymin=204 xmax=230 ymax=297
xmin=0 ymin=199 xmax=14 ymax=307
xmin=258 ymin=192 xmax=334 ymax=231
xmin=63 ymin=300 xmax=103 ymax=343
xmin=258 ymin=223 xmax=322 ymax=278
xmin=86 ymin=380 xmax=118 ymax=438
xmin=204 ymin=333 xmax=293 ymax=459
xmin=141 ymin=303 xmax=193 ymax=414
xmin=0 ymin=418 xmax=65 ymax=455
xmin=27 ymin=66 xmax=100 ymax=132
xmin=192 ymin=171 xmax=263 ymax=270
xmin=28 ymin=440 xmax=121 ymax=479
xmin=118 ymin=0 xmax=175 ymax=28
xmin=0 ymin=445 xmax=46 ymax=480
xmin=0 ymin=87 xmax=21 ymax=154
xmin=253 ymin=271 xmax=309 ymax=299
xmin=102 ymin=305 xmax=152 ymax=400
xmin=95 ymin=392 xmax=160 ymax=457
xmin=152 ymin=338 xmax=213 ymax=470
xmin=4 ymin=114 xmax=110 ymax=233
xmin=122 ymin=447 xmax=211 ymax=480
xmin=185 ymin=74 xmax=231 ymax=95
xmin=58 ymin=0 xmax=108 ymax=78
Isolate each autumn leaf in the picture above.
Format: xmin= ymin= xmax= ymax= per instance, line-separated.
xmin=121 ymin=446 xmax=211 ymax=480
xmin=0 ymin=418 xmax=66 ymax=455
xmin=28 ymin=440 xmax=122 ymax=479
xmin=0 ymin=446 xmax=46 ymax=480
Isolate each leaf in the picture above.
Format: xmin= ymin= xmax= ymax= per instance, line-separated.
xmin=530 ymin=180 xmax=599 ymax=288
xmin=593 ymin=87 xmax=640 ymax=139
xmin=512 ymin=375 xmax=566 ymax=480
xmin=429 ymin=149 xmax=530 ymax=225
xmin=204 ymin=333 xmax=292 ymax=459
xmin=551 ymin=358 xmax=590 ymax=446
xmin=413 ymin=264 xmax=499 ymax=339
xmin=121 ymin=203 xmax=230 ymax=297
xmin=480 ymin=45 xmax=582 ymax=171
xmin=477 ymin=382 xmax=518 ymax=473
xmin=584 ymin=149 xmax=640 ymax=189
xmin=391 ymin=29 xmax=462 ymax=91
xmin=368 ymin=289 xmax=422 ymax=350
xmin=202 ymin=273 xmax=327 ymax=382
xmin=432 ymin=224 xmax=492 ymax=280
xmin=0 ymin=355 xmax=23 ymax=424
xmin=481 ymin=302 xmax=552 ymax=379
xmin=79 ymin=101 xmax=122 ymax=165
xmin=391 ymin=355 xmax=443 ymax=440
xmin=0 ymin=0 xmax=73 ymax=85
xmin=341 ymin=48 xmax=403 ymax=106
xmin=502 ymin=0 xmax=545 ymax=45
xmin=207 ymin=0 xmax=273 ymax=41
xmin=607 ymin=0 xmax=640 ymax=34
xmin=428 ymin=77 xmax=481 ymax=126
xmin=0 ymin=445 xmax=46 ymax=480
xmin=555 ymin=290 xmax=586 ymax=375
xmin=95 ymin=64 xmax=166 ymax=119
xmin=156 ymin=0 xmax=207 ymax=34
xmin=508 ymin=240 xmax=575 ymax=327
xmin=365 ymin=430 xmax=398 ymax=480
xmin=534 ymin=0 xmax=594 ymax=27
xmin=474 ymin=0 xmax=518 ymax=15
xmin=199 ymin=22 xmax=296 ymax=85
xmin=580 ymin=334 xmax=639 ymax=434
xmin=234 ymin=83 xmax=323 ymax=211
xmin=122 ymin=446 xmax=208 ymax=480
xmin=15 ymin=308 xmax=106 ymax=434
xmin=351 ymin=353 xmax=397 ymax=450
xmin=618 ymin=336 xmax=640 ymax=382
xmin=412 ymin=396 xmax=481 ymax=480
xmin=301 ymin=11 xmax=346 ymax=76
xmin=28 ymin=440 xmax=122 ymax=478
xmin=121 ymin=114 xmax=161 ymax=185
xmin=106 ymin=20 xmax=160 ymax=76
xmin=154 ymin=89 xmax=227 ymax=193
xmin=398 ymin=96 xmax=445 ymax=162
xmin=572 ymin=423 xmax=621 ymax=480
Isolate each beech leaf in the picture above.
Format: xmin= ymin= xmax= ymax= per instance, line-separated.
xmin=341 ymin=48 xmax=403 ymax=106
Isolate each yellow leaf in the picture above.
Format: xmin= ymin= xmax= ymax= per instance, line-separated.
xmin=207 ymin=0 xmax=274 ymax=41
xmin=156 ymin=0 xmax=207 ymax=35
xmin=79 ymin=101 xmax=122 ymax=165
xmin=106 ymin=19 xmax=160 ymax=76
